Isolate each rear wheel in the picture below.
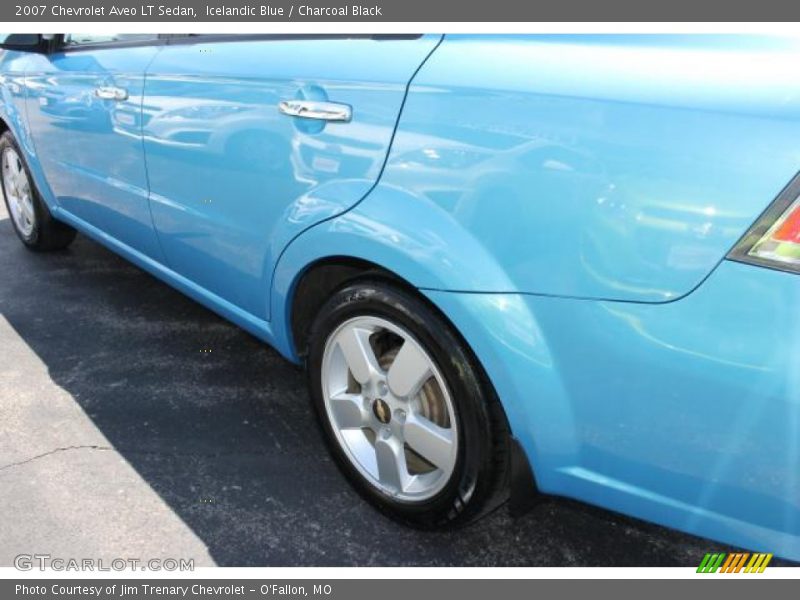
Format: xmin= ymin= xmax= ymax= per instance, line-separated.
xmin=1 ymin=131 xmax=76 ymax=251
xmin=307 ymin=280 xmax=510 ymax=527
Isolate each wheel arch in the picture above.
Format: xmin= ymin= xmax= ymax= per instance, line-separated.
xmin=0 ymin=97 xmax=58 ymax=212
xmin=284 ymin=254 xmax=492 ymax=372
xmin=0 ymin=90 xmax=32 ymax=158
xmin=288 ymin=255 xmax=408 ymax=360
xmin=270 ymin=185 xmax=575 ymax=507
xmin=276 ymin=250 xmax=545 ymax=511
xmin=269 ymin=182 xmax=520 ymax=362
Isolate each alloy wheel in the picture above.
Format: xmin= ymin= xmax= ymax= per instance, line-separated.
xmin=2 ymin=147 xmax=35 ymax=238
xmin=321 ymin=315 xmax=458 ymax=502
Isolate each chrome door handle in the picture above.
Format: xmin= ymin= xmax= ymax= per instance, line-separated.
xmin=94 ymin=86 xmax=128 ymax=101
xmin=278 ymin=100 xmax=351 ymax=122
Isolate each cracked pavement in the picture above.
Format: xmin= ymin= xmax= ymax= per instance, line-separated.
xmin=0 ymin=199 xmax=777 ymax=568
xmin=0 ymin=445 xmax=112 ymax=472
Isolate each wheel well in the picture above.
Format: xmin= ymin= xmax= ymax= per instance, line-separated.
xmin=289 ymin=256 xmax=527 ymax=503
xmin=290 ymin=257 xmax=409 ymax=358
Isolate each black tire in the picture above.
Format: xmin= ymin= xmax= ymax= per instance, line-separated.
xmin=307 ymin=279 xmax=511 ymax=528
xmin=0 ymin=131 xmax=76 ymax=251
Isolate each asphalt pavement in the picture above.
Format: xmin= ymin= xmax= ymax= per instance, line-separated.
xmin=0 ymin=200 xmax=753 ymax=567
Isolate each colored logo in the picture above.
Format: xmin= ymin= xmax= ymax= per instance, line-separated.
xmin=697 ymin=552 xmax=773 ymax=573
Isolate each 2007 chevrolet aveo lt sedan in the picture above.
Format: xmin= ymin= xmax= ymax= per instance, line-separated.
xmin=1 ymin=33 xmax=799 ymax=561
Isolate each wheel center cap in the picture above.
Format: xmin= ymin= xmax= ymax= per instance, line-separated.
xmin=372 ymin=398 xmax=391 ymax=424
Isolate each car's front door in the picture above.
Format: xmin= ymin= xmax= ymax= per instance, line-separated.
xmin=141 ymin=35 xmax=441 ymax=320
xmin=24 ymin=34 xmax=165 ymax=260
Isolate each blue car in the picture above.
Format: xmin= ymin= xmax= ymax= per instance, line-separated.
xmin=1 ymin=33 xmax=799 ymax=561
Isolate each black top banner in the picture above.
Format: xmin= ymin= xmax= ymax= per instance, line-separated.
xmin=5 ymin=0 xmax=800 ymax=21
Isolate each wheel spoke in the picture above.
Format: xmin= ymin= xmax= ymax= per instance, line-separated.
xmin=374 ymin=436 xmax=408 ymax=493
xmin=329 ymin=392 xmax=367 ymax=429
xmin=8 ymin=200 xmax=21 ymax=222
xmin=10 ymin=159 xmax=22 ymax=189
xmin=404 ymin=413 xmax=455 ymax=471
xmin=387 ymin=338 xmax=432 ymax=398
xmin=18 ymin=195 xmax=34 ymax=223
xmin=8 ymin=155 xmax=20 ymax=177
xmin=2 ymin=159 xmax=14 ymax=194
xmin=337 ymin=326 xmax=380 ymax=385
xmin=19 ymin=171 xmax=27 ymax=195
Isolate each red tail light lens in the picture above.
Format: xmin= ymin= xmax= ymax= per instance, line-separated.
xmin=746 ymin=197 xmax=800 ymax=269
xmin=729 ymin=179 xmax=800 ymax=274
xmin=771 ymin=200 xmax=800 ymax=244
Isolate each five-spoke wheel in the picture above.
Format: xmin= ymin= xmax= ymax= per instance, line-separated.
xmin=2 ymin=145 xmax=36 ymax=238
xmin=322 ymin=315 xmax=458 ymax=501
xmin=308 ymin=280 xmax=510 ymax=527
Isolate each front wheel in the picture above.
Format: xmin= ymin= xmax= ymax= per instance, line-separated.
xmin=307 ymin=280 xmax=510 ymax=527
xmin=0 ymin=131 xmax=76 ymax=251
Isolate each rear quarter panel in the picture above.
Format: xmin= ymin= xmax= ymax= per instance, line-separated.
xmin=377 ymin=34 xmax=800 ymax=302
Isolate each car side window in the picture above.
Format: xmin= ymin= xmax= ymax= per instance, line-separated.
xmin=63 ymin=34 xmax=161 ymax=47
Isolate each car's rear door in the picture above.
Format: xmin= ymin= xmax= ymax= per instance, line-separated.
xmin=23 ymin=34 xmax=165 ymax=260
xmin=142 ymin=35 xmax=441 ymax=320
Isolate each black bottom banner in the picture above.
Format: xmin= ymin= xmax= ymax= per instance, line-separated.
xmin=3 ymin=579 xmax=797 ymax=600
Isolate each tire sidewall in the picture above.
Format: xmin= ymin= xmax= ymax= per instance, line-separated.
xmin=307 ymin=281 xmax=496 ymax=527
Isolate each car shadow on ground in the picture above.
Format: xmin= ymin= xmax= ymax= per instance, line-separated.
xmin=1 ymin=216 xmax=777 ymax=567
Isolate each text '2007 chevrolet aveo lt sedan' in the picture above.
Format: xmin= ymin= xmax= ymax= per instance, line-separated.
xmin=1 ymin=33 xmax=798 ymax=561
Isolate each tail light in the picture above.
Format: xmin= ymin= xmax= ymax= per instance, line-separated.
xmin=729 ymin=177 xmax=800 ymax=274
